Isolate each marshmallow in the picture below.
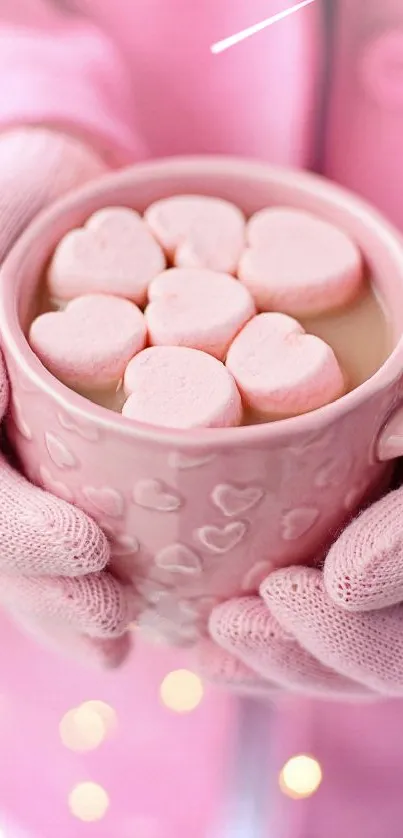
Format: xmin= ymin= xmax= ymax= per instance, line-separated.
xmin=145 ymin=195 xmax=245 ymax=274
xmin=238 ymin=208 xmax=363 ymax=317
xmin=146 ymin=268 xmax=255 ymax=360
xmin=123 ymin=346 xmax=242 ymax=429
xmin=29 ymin=294 xmax=147 ymax=390
xmin=226 ymin=313 xmax=345 ymax=417
xmin=48 ymin=207 xmax=166 ymax=306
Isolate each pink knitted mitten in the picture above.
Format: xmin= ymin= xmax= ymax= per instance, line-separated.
xmin=202 ymin=486 xmax=403 ymax=699
xmin=0 ymin=352 xmax=136 ymax=666
xmin=0 ymin=128 xmax=137 ymax=666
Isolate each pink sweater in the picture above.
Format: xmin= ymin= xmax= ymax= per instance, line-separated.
xmin=2 ymin=2 xmax=403 ymax=836
xmin=3 ymin=0 xmax=403 ymax=225
xmin=0 ymin=0 xmax=323 ymax=166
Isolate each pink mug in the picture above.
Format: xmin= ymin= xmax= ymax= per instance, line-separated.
xmin=1 ymin=157 xmax=403 ymax=645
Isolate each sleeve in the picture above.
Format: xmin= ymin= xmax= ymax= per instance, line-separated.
xmin=0 ymin=3 xmax=144 ymax=166
xmin=324 ymin=0 xmax=403 ymax=230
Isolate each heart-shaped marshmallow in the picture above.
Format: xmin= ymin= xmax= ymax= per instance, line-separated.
xmin=123 ymin=345 xmax=242 ymax=429
xmin=29 ymin=294 xmax=147 ymax=390
xmin=226 ymin=313 xmax=345 ymax=417
xmin=145 ymin=195 xmax=245 ymax=274
xmin=146 ymin=268 xmax=255 ymax=360
xmin=48 ymin=207 xmax=166 ymax=306
xmin=238 ymin=208 xmax=363 ymax=317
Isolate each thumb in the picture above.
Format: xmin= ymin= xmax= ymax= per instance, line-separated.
xmin=324 ymin=488 xmax=403 ymax=612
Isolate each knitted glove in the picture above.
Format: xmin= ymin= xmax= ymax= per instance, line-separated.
xmin=201 ymin=486 xmax=403 ymax=700
xmin=0 ymin=127 xmax=136 ymax=667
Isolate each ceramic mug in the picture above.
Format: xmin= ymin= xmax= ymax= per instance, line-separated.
xmin=1 ymin=157 xmax=403 ymax=645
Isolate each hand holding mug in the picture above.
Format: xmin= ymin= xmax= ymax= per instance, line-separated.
xmin=2 ymin=158 xmax=403 ymax=682
xmin=0 ymin=128 xmax=136 ymax=667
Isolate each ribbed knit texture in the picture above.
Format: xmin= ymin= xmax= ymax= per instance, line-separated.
xmin=201 ymin=483 xmax=403 ymax=700
xmin=0 ymin=129 xmax=137 ymax=667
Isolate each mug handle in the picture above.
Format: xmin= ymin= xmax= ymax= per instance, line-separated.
xmin=377 ymin=406 xmax=403 ymax=461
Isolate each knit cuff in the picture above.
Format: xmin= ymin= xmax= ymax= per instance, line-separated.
xmin=0 ymin=23 xmax=145 ymax=166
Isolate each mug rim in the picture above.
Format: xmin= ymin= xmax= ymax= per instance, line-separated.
xmin=1 ymin=154 xmax=403 ymax=451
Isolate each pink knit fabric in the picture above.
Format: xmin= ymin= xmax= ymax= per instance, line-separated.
xmin=262 ymin=567 xmax=403 ymax=696
xmin=0 ymin=454 xmax=109 ymax=577
xmin=203 ymin=482 xmax=403 ymax=700
xmin=0 ymin=569 xmax=137 ymax=638
xmin=0 ymin=349 xmax=137 ymax=665
xmin=0 ymin=128 xmax=139 ymax=667
xmin=207 ymin=596 xmax=373 ymax=700
xmin=324 ymin=489 xmax=403 ymax=611
xmin=0 ymin=1 xmax=320 ymax=168
xmin=196 ymin=639 xmax=279 ymax=698
xmin=0 ymin=12 xmax=142 ymax=164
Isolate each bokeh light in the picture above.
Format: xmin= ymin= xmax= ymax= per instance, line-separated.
xmin=60 ymin=708 xmax=105 ymax=752
xmin=68 ymin=782 xmax=109 ymax=822
xmin=279 ymin=754 xmax=323 ymax=799
xmin=159 ymin=669 xmax=204 ymax=713
xmin=59 ymin=701 xmax=117 ymax=751
xmin=80 ymin=700 xmax=117 ymax=733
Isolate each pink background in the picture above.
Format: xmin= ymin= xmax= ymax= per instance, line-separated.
xmin=2 ymin=615 xmax=403 ymax=837
xmin=0 ymin=615 xmax=234 ymax=838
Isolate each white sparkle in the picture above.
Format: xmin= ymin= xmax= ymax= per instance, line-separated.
xmin=211 ymin=0 xmax=317 ymax=54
